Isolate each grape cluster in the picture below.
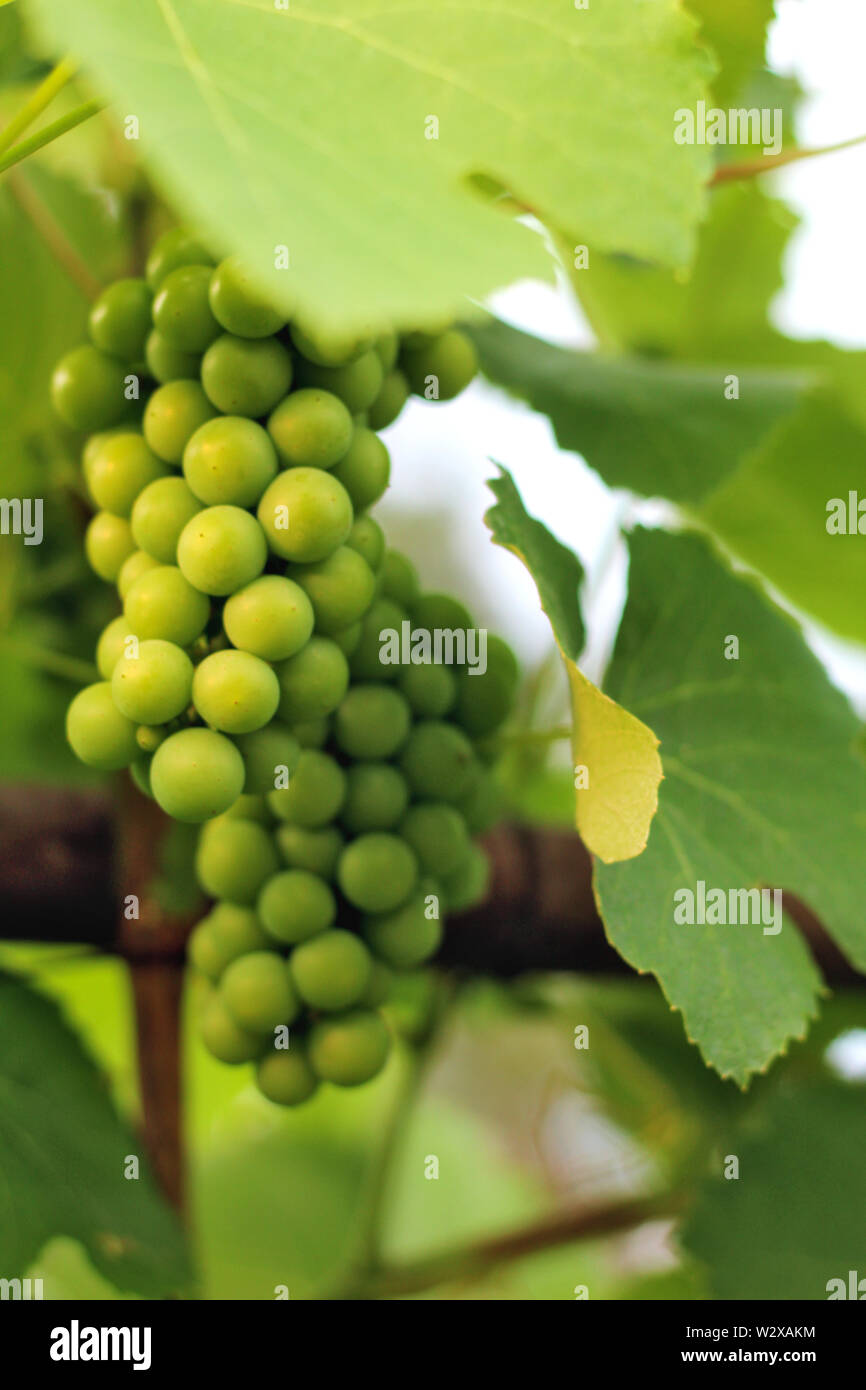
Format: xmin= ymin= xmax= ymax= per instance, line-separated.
xmin=57 ymin=228 xmax=514 ymax=1105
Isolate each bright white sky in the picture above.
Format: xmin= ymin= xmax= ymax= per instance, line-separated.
xmin=380 ymin=0 xmax=866 ymax=706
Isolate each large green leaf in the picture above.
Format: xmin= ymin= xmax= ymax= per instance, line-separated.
xmin=473 ymin=319 xmax=806 ymax=505
xmin=683 ymin=1081 xmax=866 ymax=1299
xmin=594 ymin=529 xmax=866 ymax=1085
xmin=28 ymin=0 xmax=711 ymax=332
xmin=0 ymin=970 xmax=192 ymax=1296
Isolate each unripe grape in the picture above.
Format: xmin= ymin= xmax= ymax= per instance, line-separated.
xmin=289 ymin=929 xmax=372 ymax=1011
xmin=294 ymin=350 xmax=383 ymax=415
xmin=380 ymin=550 xmax=420 ymax=609
xmin=222 ymin=793 xmax=271 ymax=824
xmin=331 ymin=428 xmax=390 ymax=511
xmin=145 ymin=228 xmax=214 ymax=290
xmin=412 ymin=592 xmax=473 ymax=633
xmin=456 ymin=770 xmax=505 ymax=834
xmin=131 ymin=476 xmax=202 ymax=564
xmin=292 ymin=716 xmax=331 ymax=748
xmin=96 ymin=614 xmax=138 ymax=678
xmin=233 ymin=723 xmax=301 ymax=794
xmin=150 ymin=727 xmax=245 ymax=822
xmin=220 ymin=951 xmax=299 ymax=1033
xmin=66 ymin=682 xmax=138 ymax=770
xmin=152 ymin=265 xmax=220 ymax=352
xmin=364 ymin=890 xmax=443 ymax=969
xmin=177 ymin=505 xmax=267 ymax=596
xmin=256 ymin=1047 xmax=318 ymax=1106
xmin=136 ymin=725 xmax=166 ymax=754
xmin=267 ymin=389 xmax=354 ymax=470
xmin=400 ymin=802 xmax=471 ymax=877
xmin=287 ymin=546 xmax=376 ymax=636
xmin=337 ymin=832 xmax=418 ymax=913
xmin=397 ymin=663 xmax=456 ymax=718
xmin=334 ymin=684 xmax=411 ymax=760
xmin=88 ymin=278 xmax=152 ymax=361
xmin=196 ymin=814 xmax=279 ymax=903
xmin=274 ymin=824 xmax=344 ymax=879
xmin=51 ymin=345 xmax=129 ymax=431
xmin=189 ymin=901 xmax=271 ymax=980
xmin=124 ymin=565 xmax=210 ymax=645
xmin=267 ymin=749 xmax=345 ymax=827
xmin=341 ymin=763 xmax=409 ymax=833
xmin=258 ymin=869 xmax=336 ymax=944
xmin=307 ymin=1009 xmax=390 ymax=1086
xmin=290 ymin=321 xmax=372 ymax=367
xmin=374 ymin=333 xmax=399 ymax=372
xmin=111 ymin=637 xmax=194 ymax=724
xmin=367 ymin=368 xmax=409 ymax=430
xmin=145 ymin=330 xmax=201 ymax=384
xmin=400 ymin=720 xmax=477 ymax=802
xmin=130 ymin=757 xmax=153 ymax=798
xmin=87 ymin=432 xmax=167 ymax=518
xmin=275 ymin=636 xmax=349 ymax=722
xmin=332 ymin=622 xmax=361 ymax=655
xmin=222 ymin=574 xmax=314 ymax=664
xmin=401 ymin=328 xmax=477 ymax=400
xmin=346 ymin=516 xmax=385 ymax=572
xmin=360 ymin=960 xmax=394 ymax=1008
xmin=441 ymin=842 xmax=490 ymax=912
xmin=201 ymin=333 xmax=292 ymax=416
xmin=143 ymin=379 xmax=216 ymax=463
xmin=192 ymin=649 xmax=280 ymax=733
xmin=200 ymin=993 xmax=264 ymax=1064
xmin=208 ymin=255 xmax=285 ymax=338
xmin=453 ymin=664 xmax=515 ymax=736
xmin=117 ymin=549 xmax=160 ymax=598
xmin=85 ymin=512 xmax=136 ymax=582
xmin=183 ymin=415 xmax=278 ymax=506
xmin=348 ymin=598 xmax=407 ymax=681
xmin=257 ymin=467 xmax=353 ymax=564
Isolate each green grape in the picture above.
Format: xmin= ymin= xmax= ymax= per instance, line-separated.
xmin=360 ymin=960 xmax=394 ymax=1008
xmin=290 ymin=321 xmax=372 ymax=367
xmin=334 ymin=684 xmax=411 ymax=760
xmin=189 ymin=901 xmax=271 ymax=980
xmin=374 ymin=332 xmax=399 ymax=372
xmin=152 ymin=264 xmax=220 ymax=352
xmin=287 ymin=546 xmax=375 ymax=636
xmin=233 ymin=723 xmax=301 ymax=794
xmin=150 ymin=727 xmax=246 ymax=822
xmin=401 ymin=328 xmax=477 ymax=400
xmin=177 ymin=505 xmax=267 ymax=596
xmin=96 ymin=614 xmax=138 ymax=678
xmin=124 ymin=565 xmax=210 ymax=645
xmin=364 ymin=889 xmax=443 ymax=969
xmin=412 ymin=591 xmax=473 ymax=633
xmin=275 ymin=637 xmax=349 ymax=722
xmin=396 ymin=662 xmax=456 ymax=718
xmin=111 ymin=637 xmax=193 ymax=724
xmin=256 ymin=1047 xmax=318 ymax=1106
xmin=289 ymin=929 xmax=372 ymax=1011
xmin=145 ymin=228 xmax=214 ymax=290
xmin=380 ymin=549 xmax=420 ymax=608
xmin=51 ymin=345 xmax=129 ymax=431
xmin=87 ymin=432 xmax=167 ymax=518
xmin=400 ymin=802 xmax=471 ymax=877
xmin=136 ymin=725 xmax=165 ymax=754
xmin=200 ymin=993 xmax=264 ymax=1064
xmin=267 ymin=749 xmax=345 ymax=828
xmin=258 ymin=868 xmax=336 ymax=944
xmin=267 ymin=388 xmax=353 ymax=470
xmin=400 ymin=720 xmax=477 ymax=802
xmin=66 ymin=682 xmax=138 ymax=770
xmin=144 ymin=330 xmax=201 ymax=384
xmin=367 ymin=368 xmax=409 ymax=431
xmin=143 ymin=379 xmax=216 ymax=463
xmin=200 ymin=333 xmax=292 ymax=416
xmin=220 ymin=950 xmax=299 ymax=1033
xmin=346 ymin=515 xmax=385 ymax=572
xmin=331 ymin=622 xmax=361 ymax=655
xmin=483 ymin=633 xmax=519 ymax=687
xmin=291 ymin=716 xmax=331 ymax=749
xmin=130 ymin=476 xmax=202 ymax=564
xmin=341 ymin=763 xmax=409 ymax=833
xmin=117 ymin=548 xmax=160 ymax=599
xmin=274 ymin=823 xmax=344 ymax=879
xmin=337 ymin=832 xmax=418 ymax=913
xmin=307 ymin=1009 xmax=390 ymax=1087
xmin=222 ymin=792 xmax=271 ymax=824
xmin=257 ymin=467 xmax=354 ymax=564
xmin=208 ymin=255 xmax=285 ymax=338
xmin=453 ymin=664 xmax=515 ymax=736
xmin=130 ymin=757 xmax=153 ymax=798
xmin=192 ymin=649 xmax=280 ymax=733
xmin=456 ymin=769 xmax=504 ymax=834
xmin=88 ymin=278 xmax=152 ymax=361
xmin=223 ymin=575 xmax=314 ymax=662
xmin=441 ymin=842 xmax=490 ymax=912
xmin=331 ymin=428 xmax=390 ymax=511
xmin=82 ymin=428 xmax=123 ymax=499
xmin=183 ymin=415 xmax=278 ymax=506
xmin=196 ymin=814 xmax=279 ymax=903
xmin=85 ymin=512 xmax=136 ymax=582
xmin=294 ymin=350 xmax=383 ymax=415
xmin=348 ymin=598 xmax=407 ymax=682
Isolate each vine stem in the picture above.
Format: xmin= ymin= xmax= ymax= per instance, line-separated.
xmin=0 ymin=638 xmax=98 ymax=685
xmin=709 ymin=132 xmax=866 ymax=186
xmin=0 ymin=56 xmax=79 ymax=158
xmin=0 ymin=99 xmax=106 ymax=177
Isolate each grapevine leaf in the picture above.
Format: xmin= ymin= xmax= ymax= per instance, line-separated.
xmin=683 ymin=1082 xmax=866 ymax=1299
xmin=686 ymin=0 xmax=775 ymax=108
xmin=28 ymin=0 xmax=712 ymax=332
xmin=472 ymin=319 xmax=807 ymax=505
xmin=0 ymin=969 xmax=193 ymax=1296
xmin=595 ymin=529 xmax=866 ymax=1084
xmin=485 ymin=469 xmax=661 ymax=863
